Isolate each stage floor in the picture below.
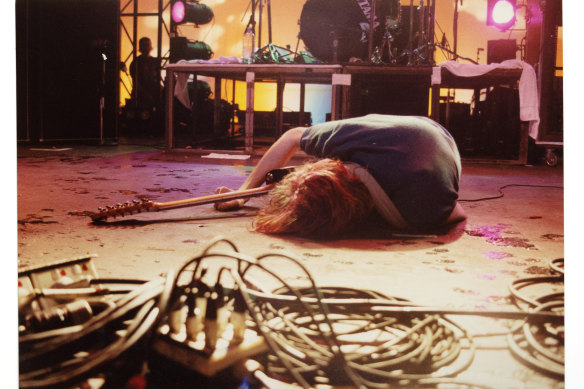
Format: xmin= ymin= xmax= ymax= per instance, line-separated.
xmin=16 ymin=140 xmax=566 ymax=388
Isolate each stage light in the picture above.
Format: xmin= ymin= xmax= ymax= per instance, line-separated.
xmin=492 ymin=1 xmax=514 ymax=24
xmin=487 ymin=0 xmax=517 ymax=30
xmin=170 ymin=37 xmax=213 ymax=63
xmin=171 ymin=1 xmax=213 ymax=25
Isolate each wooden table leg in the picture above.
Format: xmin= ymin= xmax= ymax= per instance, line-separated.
xmin=245 ymin=72 xmax=255 ymax=154
xmin=213 ymin=77 xmax=222 ymax=135
xmin=165 ymin=68 xmax=175 ymax=150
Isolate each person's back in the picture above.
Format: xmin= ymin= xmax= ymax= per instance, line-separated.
xmin=300 ymin=114 xmax=462 ymax=230
xmin=215 ymin=115 xmax=466 ymax=238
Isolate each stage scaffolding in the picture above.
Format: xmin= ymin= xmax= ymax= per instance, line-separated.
xmin=119 ymin=0 xmax=172 ymax=106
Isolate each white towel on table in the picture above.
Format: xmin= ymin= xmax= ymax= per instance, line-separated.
xmin=432 ymin=60 xmax=540 ymax=139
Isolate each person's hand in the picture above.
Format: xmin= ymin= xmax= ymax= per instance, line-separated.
xmin=214 ymin=186 xmax=246 ymax=211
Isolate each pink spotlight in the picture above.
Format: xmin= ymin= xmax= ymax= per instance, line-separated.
xmin=492 ymin=0 xmax=515 ymax=25
xmin=172 ymin=1 xmax=185 ymax=24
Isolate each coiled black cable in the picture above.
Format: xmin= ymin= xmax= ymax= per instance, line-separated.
xmin=19 ymin=274 xmax=175 ymax=389
xmin=506 ymin=259 xmax=565 ymax=378
xmin=167 ymin=238 xmax=479 ymax=389
xmin=18 ymin=239 xmax=565 ymax=388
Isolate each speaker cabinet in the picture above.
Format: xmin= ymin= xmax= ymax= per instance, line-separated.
xmin=16 ymin=0 xmax=119 ymax=142
xmin=487 ymin=39 xmax=517 ymax=64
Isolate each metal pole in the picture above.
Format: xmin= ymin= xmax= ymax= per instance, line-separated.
xmin=429 ymin=0 xmax=436 ymax=63
xmin=245 ymin=0 xmax=258 ymax=55
xmin=408 ymin=0 xmax=414 ymax=64
xmin=258 ymin=0 xmax=263 ymax=49
xmin=453 ymin=0 xmax=459 ymax=60
xmin=157 ymin=0 xmax=162 ymax=69
xmin=418 ymin=0 xmax=424 ymax=49
xmin=267 ymin=0 xmax=272 ymax=44
xmin=165 ymin=68 xmax=174 ymax=149
xmin=245 ymin=72 xmax=255 ymax=154
xmin=368 ymin=0 xmax=376 ymax=60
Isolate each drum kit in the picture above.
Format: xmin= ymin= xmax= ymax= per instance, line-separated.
xmin=243 ymin=0 xmax=437 ymax=65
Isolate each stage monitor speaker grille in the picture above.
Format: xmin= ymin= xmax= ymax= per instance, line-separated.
xmin=487 ymin=39 xmax=517 ymax=64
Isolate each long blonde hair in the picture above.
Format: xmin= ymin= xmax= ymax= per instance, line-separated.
xmin=253 ymin=159 xmax=374 ymax=239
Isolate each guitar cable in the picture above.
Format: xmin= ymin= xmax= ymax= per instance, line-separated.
xmin=18 ymin=238 xmax=565 ymax=388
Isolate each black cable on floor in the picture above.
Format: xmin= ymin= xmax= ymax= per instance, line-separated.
xmin=165 ymin=239 xmax=503 ymax=388
xmin=18 ymin=239 xmax=565 ymax=388
xmin=459 ymin=184 xmax=563 ymax=203
xmin=506 ymin=259 xmax=564 ymax=378
xmin=19 ymin=277 xmax=172 ymax=389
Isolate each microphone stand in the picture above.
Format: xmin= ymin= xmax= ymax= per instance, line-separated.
xmin=243 ymin=0 xmax=259 ymax=52
xmin=243 ymin=0 xmax=275 ymax=61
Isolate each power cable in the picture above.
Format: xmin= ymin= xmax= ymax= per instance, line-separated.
xmin=19 ymin=238 xmax=565 ymax=388
xmin=163 ymin=238 xmax=563 ymax=388
xmin=459 ymin=184 xmax=563 ymax=202
xmin=19 ymin=277 xmax=170 ymax=389
xmin=506 ymin=259 xmax=564 ymax=378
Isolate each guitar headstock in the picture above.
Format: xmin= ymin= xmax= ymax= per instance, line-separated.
xmin=90 ymin=199 xmax=157 ymax=221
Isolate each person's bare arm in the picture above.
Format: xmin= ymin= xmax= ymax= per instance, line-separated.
xmin=214 ymin=127 xmax=306 ymax=210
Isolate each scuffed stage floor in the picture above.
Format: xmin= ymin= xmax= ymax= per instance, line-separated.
xmin=17 ymin=143 xmax=565 ymax=388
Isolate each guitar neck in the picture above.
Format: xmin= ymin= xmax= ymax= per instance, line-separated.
xmin=90 ymin=185 xmax=274 ymax=221
xmin=153 ymin=185 xmax=274 ymax=211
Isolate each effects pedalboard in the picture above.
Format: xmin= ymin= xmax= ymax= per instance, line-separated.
xmin=152 ymin=312 xmax=267 ymax=377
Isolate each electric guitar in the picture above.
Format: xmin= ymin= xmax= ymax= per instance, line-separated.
xmin=89 ymin=185 xmax=274 ymax=221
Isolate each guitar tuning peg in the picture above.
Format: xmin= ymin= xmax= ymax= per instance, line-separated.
xmin=107 ymin=205 xmax=114 ymax=210
xmin=117 ymin=203 xmax=123 ymax=207
xmin=98 ymin=207 xmax=106 ymax=211
xmin=133 ymin=200 xmax=140 ymax=204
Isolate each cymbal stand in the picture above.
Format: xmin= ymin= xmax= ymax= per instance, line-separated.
xmin=412 ymin=0 xmax=436 ymax=65
xmin=371 ymin=0 xmax=438 ymax=66
xmin=404 ymin=0 xmax=437 ymax=65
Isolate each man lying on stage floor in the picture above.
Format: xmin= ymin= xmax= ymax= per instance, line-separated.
xmin=214 ymin=114 xmax=466 ymax=239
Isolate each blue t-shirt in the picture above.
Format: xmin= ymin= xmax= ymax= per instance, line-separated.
xmin=300 ymin=114 xmax=461 ymax=229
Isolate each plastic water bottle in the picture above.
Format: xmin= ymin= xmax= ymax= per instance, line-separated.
xmin=242 ymin=27 xmax=254 ymax=64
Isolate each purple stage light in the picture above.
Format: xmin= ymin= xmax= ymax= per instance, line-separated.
xmin=492 ymin=1 xmax=515 ymax=25
xmin=172 ymin=0 xmax=185 ymax=24
xmin=487 ymin=0 xmax=517 ymax=31
xmin=171 ymin=1 xmax=213 ymax=26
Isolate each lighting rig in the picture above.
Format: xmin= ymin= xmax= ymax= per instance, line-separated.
xmin=485 ymin=0 xmax=520 ymax=64
xmin=169 ymin=0 xmax=214 ymax=63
